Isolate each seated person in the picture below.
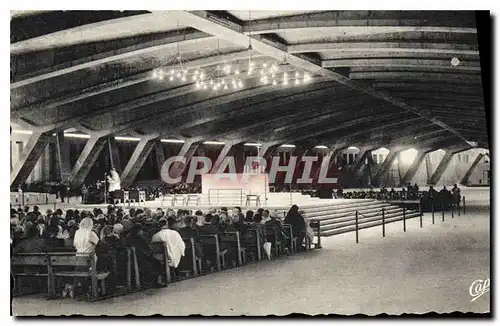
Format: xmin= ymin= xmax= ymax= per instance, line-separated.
xmin=73 ymin=218 xmax=99 ymax=255
xmin=151 ymin=219 xmax=185 ymax=269
xmin=126 ymin=223 xmax=162 ymax=288
xmin=284 ymin=205 xmax=306 ymax=251
xmin=178 ymin=216 xmax=204 ymax=259
xmin=198 ymin=214 xmax=219 ymax=235
xmin=13 ymin=223 xmax=45 ymax=254
xmin=249 ymin=214 xmax=266 ymax=248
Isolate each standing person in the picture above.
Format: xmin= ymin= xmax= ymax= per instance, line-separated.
xmin=452 ymin=184 xmax=461 ymax=210
xmin=81 ymin=184 xmax=88 ymax=204
xmin=59 ymin=182 xmax=67 ymax=204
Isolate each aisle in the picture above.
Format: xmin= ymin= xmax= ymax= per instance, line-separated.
xmin=12 ymin=209 xmax=490 ymax=316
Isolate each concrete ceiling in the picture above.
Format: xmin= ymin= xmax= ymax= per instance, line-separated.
xmin=10 ymin=10 xmax=488 ymax=151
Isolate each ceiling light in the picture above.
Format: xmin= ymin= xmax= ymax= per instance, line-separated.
xmin=280 ymin=144 xmax=296 ymax=148
xmin=161 ymin=139 xmax=185 ymax=143
xmin=203 ymin=141 xmax=225 ymax=145
xmin=314 ymin=145 xmax=328 ymax=149
xmin=64 ymin=133 xmax=91 ymax=139
xmin=244 ymin=143 xmax=263 ymax=147
xmin=12 ymin=130 xmax=33 ymax=135
xmin=115 ymin=136 xmax=141 ymax=142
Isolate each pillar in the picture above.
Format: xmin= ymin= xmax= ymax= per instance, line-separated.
xmin=70 ymin=136 xmax=108 ymax=185
xmin=108 ymin=137 xmax=122 ymax=174
xmin=425 ymin=154 xmax=433 ymax=182
xmin=10 ymin=131 xmax=53 ymax=189
xmin=372 ymin=149 xmax=401 ymax=187
xmin=121 ymin=137 xmax=159 ymax=188
xmin=400 ymin=150 xmax=428 ymax=186
xmin=55 ymin=132 xmax=72 ymax=182
xmin=210 ymin=143 xmax=233 ymax=173
xmin=160 ymin=139 xmax=202 ymax=183
xmin=154 ymin=142 xmax=166 ymax=176
xmin=349 ymin=148 xmax=371 ymax=186
xmin=428 ymin=150 xmax=456 ymax=185
xmin=460 ymin=153 xmax=484 ymax=186
xmin=315 ymin=146 xmax=345 ymax=181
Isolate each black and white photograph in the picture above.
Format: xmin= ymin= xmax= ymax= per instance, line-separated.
xmin=8 ymin=7 xmax=492 ymax=317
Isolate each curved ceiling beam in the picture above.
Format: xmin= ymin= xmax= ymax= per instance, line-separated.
xmin=289 ymin=42 xmax=478 ymax=54
xmin=12 ymin=50 xmax=263 ymax=114
xmin=90 ymin=77 xmax=334 ymax=135
xmin=10 ymin=12 xmax=179 ymax=55
xmin=349 ymin=71 xmax=481 ymax=82
xmin=11 ymin=30 xmax=213 ymax=89
xmin=210 ymin=96 xmax=381 ymax=141
xmin=319 ymin=50 xmax=479 ymax=61
xmin=171 ymin=10 xmax=473 ymax=146
xmin=138 ymin=80 xmax=349 ymax=134
xmin=305 ymin=116 xmax=431 ymax=146
xmin=324 ymin=58 xmax=480 ymax=70
xmin=241 ymin=10 xmax=476 ymax=33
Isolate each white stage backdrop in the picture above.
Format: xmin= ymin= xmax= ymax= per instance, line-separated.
xmin=202 ymin=173 xmax=269 ymax=195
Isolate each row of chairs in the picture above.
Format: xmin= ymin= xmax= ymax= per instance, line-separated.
xmin=11 ymin=221 xmax=322 ymax=301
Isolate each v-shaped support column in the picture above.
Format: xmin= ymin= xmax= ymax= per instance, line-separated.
xmin=108 ymin=137 xmax=122 ymax=174
xmin=121 ymin=137 xmax=159 ymax=188
xmin=162 ymin=139 xmax=202 ymax=182
xmin=70 ymin=135 xmax=108 ymax=185
xmin=372 ymin=149 xmax=403 ymax=187
xmin=10 ymin=131 xmax=54 ymax=188
xmin=460 ymin=153 xmax=485 ymax=185
xmin=55 ymin=132 xmax=72 ymax=182
xmin=154 ymin=142 xmax=166 ymax=177
xmin=350 ymin=148 xmax=372 ymax=185
xmin=400 ymin=150 xmax=428 ymax=186
xmin=210 ymin=143 xmax=233 ymax=173
xmin=315 ymin=145 xmax=345 ymax=181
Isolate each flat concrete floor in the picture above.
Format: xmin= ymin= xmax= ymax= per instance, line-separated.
xmin=12 ymin=205 xmax=490 ymax=316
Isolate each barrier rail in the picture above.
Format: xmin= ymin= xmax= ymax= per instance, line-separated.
xmin=353 ymin=197 xmax=466 ymax=243
xmin=208 ymin=188 xmax=244 ymax=206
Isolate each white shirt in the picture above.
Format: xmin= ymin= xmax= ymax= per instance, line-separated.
xmin=73 ymin=230 xmax=99 ymax=254
xmin=151 ymin=228 xmax=185 ymax=268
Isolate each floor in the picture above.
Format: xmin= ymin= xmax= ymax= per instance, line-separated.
xmin=12 ymin=205 xmax=490 ymax=316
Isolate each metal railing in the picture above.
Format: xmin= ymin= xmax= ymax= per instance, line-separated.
xmin=208 ymin=188 xmax=244 ymax=206
xmin=353 ymin=196 xmax=466 ymax=243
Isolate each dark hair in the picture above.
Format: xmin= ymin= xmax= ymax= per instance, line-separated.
xmin=245 ymin=210 xmax=254 ymax=222
xmin=253 ymin=214 xmax=263 ymax=223
xmin=195 ymin=210 xmax=203 ymax=216
xmin=167 ymin=218 xmax=177 ymax=229
xmin=184 ymin=215 xmax=194 ymax=226
xmin=204 ymin=213 xmax=213 ymax=223
xmin=221 ymin=207 xmax=228 ymax=212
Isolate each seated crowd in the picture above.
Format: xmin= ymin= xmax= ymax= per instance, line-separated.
xmin=11 ymin=203 xmax=312 ymax=298
xmin=338 ymin=184 xmax=462 ymax=209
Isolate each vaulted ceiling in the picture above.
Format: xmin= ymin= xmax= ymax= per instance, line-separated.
xmin=10 ymin=10 xmax=488 ymax=151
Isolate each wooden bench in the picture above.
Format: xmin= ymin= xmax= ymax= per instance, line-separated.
xmin=282 ymin=224 xmax=297 ymax=253
xmin=179 ymin=238 xmax=202 ymax=277
xmin=243 ymin=229 xmax=262 ymax=262
xmin=199 ymin=234 xmax=226 ymax=271
xmin=219 ymin=231 xmax=246 ymax=266
xmin=11 ymin=253 xmax=51 ymax=297
xmin=151 ymin=242 xmax=172 ymax=284
xmin=48 ymin=252 xmax=109 ymax=301
xmin=265 ymin=226 xmax=284 ymax=258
